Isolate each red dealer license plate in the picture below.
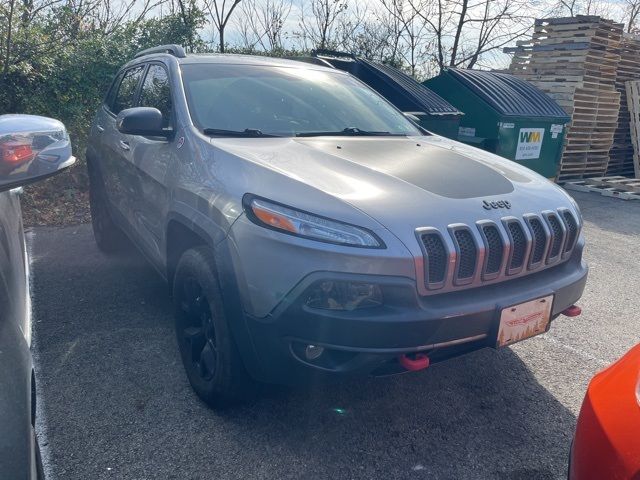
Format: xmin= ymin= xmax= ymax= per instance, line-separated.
xmin=497 ymin=295 xmax=554 ymax=348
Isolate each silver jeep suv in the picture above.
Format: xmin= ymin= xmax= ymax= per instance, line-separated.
xmin=87 ymin=45 xmax=587 ymax=406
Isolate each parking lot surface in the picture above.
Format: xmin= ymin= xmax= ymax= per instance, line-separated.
xmin=30 ymin=191 xmax=639 ymax=480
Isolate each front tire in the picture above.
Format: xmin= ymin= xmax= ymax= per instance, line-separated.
xmin=173 ymin=246 xmax=254 ymax=408
xmin=87 ymin=160 xmax=128 ymax=254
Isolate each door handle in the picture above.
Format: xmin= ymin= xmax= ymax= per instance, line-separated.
xmin=119 ymin=140 xmax=130 ymax=151
xmin=96 ymin=124 xmax=104 ymax=132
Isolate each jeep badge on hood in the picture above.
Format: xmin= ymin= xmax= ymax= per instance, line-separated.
xmin=483 ymin=200 xmax=512 ymax=210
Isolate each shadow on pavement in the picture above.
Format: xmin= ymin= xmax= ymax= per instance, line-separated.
xmin=31 ymin=224 xmax=575 ymax=480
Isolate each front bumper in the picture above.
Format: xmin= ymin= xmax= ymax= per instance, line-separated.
xmin=239 ymin=249 xmax=588 ymax=384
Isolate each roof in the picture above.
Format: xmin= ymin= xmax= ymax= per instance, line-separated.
xmin=309 ymin=52 xmax=462 ymax=116
xmin=132 ymin=50 xmax=339 ymax=72
xmin=443 ymin=68 xmax=569 ymax=119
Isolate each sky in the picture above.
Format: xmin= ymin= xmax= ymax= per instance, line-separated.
xmin=195 ymin=0 xmax=631 ymax=73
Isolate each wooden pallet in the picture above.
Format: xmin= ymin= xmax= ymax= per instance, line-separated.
xmin=563 ymin=176 xmax=640 ymax=199
xmin=628 ymin=80 xmax=640 ymax=177
xmin=607 ymin=35 xmax=640 ymax=176
xmin=507 ymin=16 xmax=624 ymax=179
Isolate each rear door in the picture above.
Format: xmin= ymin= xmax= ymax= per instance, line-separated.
xmin=89 ymin=69 xmax=123 ymax=204
xmin=121 ymin=63 xmax=175 ymax=264
xmin=101 ymin=64 xmax=146 ymax=225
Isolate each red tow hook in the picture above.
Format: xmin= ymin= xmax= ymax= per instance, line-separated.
xmin=562 ymin=305 xmax=582 ymax=317
xmin=399 ymin=353 xmax=430 ymax=371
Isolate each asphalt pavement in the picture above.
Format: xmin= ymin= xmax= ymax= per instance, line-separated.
xmin=29 ymin=191 xmax=640 ymax=480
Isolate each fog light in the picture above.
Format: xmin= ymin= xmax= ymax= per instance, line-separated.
xmin=304 ymin=281 xmax=383 ymax=311
xmin=305 ymin=344 xmax=324 ymax=360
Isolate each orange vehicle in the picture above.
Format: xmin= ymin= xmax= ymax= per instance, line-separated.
xmin=569 ymin=344 xmax=640 ymax=480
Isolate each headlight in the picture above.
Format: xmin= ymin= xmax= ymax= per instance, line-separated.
xmin=244 ymin=196 xmax=384 ymax=248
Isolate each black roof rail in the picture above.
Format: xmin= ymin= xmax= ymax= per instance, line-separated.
xmin=311 ymin=49 xmax=356 ymax=60
xmin=134 ymin=44 xmax=187 ymax=59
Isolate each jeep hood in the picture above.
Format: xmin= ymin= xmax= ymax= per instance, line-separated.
xmin=212 ymin=135 xmax=572 ymax=233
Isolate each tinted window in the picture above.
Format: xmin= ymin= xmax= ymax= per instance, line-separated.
xmin=112 ymin=66 xmax=144 ymax=114
xmin=139 ymin=65 xmax=172 ymax=128
xmin=181 ymin=64 xmax=422 ymax=137
xmin=105 ymin=72 xmax=124 ymax=111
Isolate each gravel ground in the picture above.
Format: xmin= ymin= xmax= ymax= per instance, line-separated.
xmin=29 ymin=191 xmax=640 ymax=480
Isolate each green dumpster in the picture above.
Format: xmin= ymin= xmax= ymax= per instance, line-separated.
xmin=424 ymin=68 xmax=570 ymax=179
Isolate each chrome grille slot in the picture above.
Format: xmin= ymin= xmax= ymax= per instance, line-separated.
xmin=506 ymin=221 xmax=527 ymax=272
xmin=545 ymin=213 xmax=565 ymax=263
xmin=416 ymin=207 xmax=579 ymax=295
xmin=453 ymin=228 xmax=477 ymax=283
xmin=421 ymin=232 xmax=447 ymax=287
xmin=482 ymin=225 xmax=503 ymax=276
xmin=561 ymin=210 xmax=579 ymax=255
xmin=526 ymin=217 xmax=547 ymax=268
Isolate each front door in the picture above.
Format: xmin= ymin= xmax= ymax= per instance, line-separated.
xmin=123 ymin=63 xmax=175 ymax=264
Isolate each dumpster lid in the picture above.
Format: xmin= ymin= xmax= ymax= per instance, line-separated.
xmin=310 ymin=50 xmax=463 ymax=116
xmin=445 ymin=67 xmax=569 ymax=119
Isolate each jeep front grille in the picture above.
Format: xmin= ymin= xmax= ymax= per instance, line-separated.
xmin=417 ymin=209 xmax=580 ymax=293
xmin=481 ymin=225 xmax=503 ymax=276
xmin=420 ymin=232 xmax=447 ymax=287
xmin=545 ymin=213 xmax=565 ymax=263
xmin=562 ymin=210 xmax=579 ymax=255
xmin=526 ymin=216 xmax=547 ymax=268
xmin=506 ymin=221 xmax=527 ymax=272
xmin=453 ymin=228 xmax=477 ymax=283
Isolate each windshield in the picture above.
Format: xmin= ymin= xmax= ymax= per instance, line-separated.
xmin=180 ymin=64 xmax=423 ymax=137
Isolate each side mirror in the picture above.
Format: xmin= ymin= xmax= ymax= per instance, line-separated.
xmin=116 ymin=107 xmax=168 ymax=137
xmin=0 ymin=114 xmax=75 ymax=193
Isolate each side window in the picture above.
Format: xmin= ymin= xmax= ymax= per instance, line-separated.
xmin=112 ymin=66 xmax=144 ymax=114
xmin=104 ymin=72 xmax=123 ymax=111
xmin=139 ymin=65 xmax=173 ymax=128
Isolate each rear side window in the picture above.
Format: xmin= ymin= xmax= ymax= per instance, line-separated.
xmin=112 ymin=66 xmax=144 ymax=114
xmin=139 ymin=65 xmax=173 ymax=128
xmin=104 ymin=72 xmax=123 ymax=111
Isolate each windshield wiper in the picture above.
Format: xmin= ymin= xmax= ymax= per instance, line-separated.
xmin=296 ymin=127 xmax=401 ymax=137
xmin=202 ymin=128 xmax=279 ymax=138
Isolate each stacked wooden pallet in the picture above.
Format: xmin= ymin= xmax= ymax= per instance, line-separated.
xmin=564 ymin=176 xmax=640 ymax=200
xmin=628 ymin=80 xmax=640 ymax=176
xmin=507 ymin=16 xmax=623 ymax=181
xmin=607 ymin=35 xmax=640 ymax=176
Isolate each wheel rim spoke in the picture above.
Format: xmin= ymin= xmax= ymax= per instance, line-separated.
xmin=183 ymin=326 xmax=206 ymax=362
xmin=200 ymin=340 xmax=217 ymax=377
xmin=179 ymin=276 xmax=217 ymax=381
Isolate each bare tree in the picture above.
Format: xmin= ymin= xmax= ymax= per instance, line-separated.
xmin=337 ymin=6 xmax=396 ymax=63
xmin=555 ymin=0 xmax=579 ymax=16
xmin=236 ymin=0 xmax=292 ymax=51
xmin=296 ymin=0 xmax=348 ymax=50
xmin=94 ymin=0 xmax=166 ymax=35
xmin=204 ymin=0 xmax=242 ymax=52
xmin=1 ymin=0 xmax=16 ymax=80
xmin=1 ymin=0 xmax=74 ymax=82
xmin=408 ymin=0 xmax=533 ymax=72
xmin=625 ymin=0 xmax=640 ymax=33
xmin=379 ymin=0 xmax=428 ymax=75
xmin=553 ymin=0 xmax=618 ymax=17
